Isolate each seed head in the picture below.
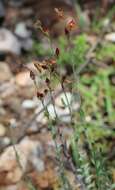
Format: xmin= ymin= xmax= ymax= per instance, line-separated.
xmin=54 ymin=8 xmax=64 ymax=19
xmin=37 ymin=91 xmax=44 ymax=99
xmin=55 ymin=47 xmax=60 ymax=57
xmin=41 ymin=64 xmax=48 ymax=70
xmin=45 ymin=78 xmax=50 ymax=84
xmin=49 ymin=58 xmax=56 ymax=65
xmin=30 ymin=70 xmax=35 ymax=80
xmin=64 ymin=28 xmax=69 ymax=36
xmin=34 ymin=62 xmax=42 ymax=73
xmin=66 ymin=19 xmax=76 ymax=31
xmin=44 ymin=89 xmax=48 ymax=94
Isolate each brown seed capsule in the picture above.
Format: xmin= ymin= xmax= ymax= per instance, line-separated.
xmin=45 ymin=78 xmax=50 ymax=84
xmin=42 ymin=26 xmax=49 ymax=33
xmin=61 ymin=75 xmax=66 ymax=83
xmin=64 ymin=27 xmax=69 ymax=36
xmin=49 ymin=58 xmax=56 ymax=65
xmin=34 ymin=62 xmax=42 ymax=73
xmin=39 ymin=93 xmax=44 ymax=98
xmin=44 ymin=89 xmax=48 ymax=94
xmin=41 ymin=64 xmax=48 ymax=70
xmin=37 ymin=91 xmax=44 ymax=99
xmin=55 ymin=48 xmax=60 ymax=57
xmin=54 ymin=8 xmax=64 ymax=19
xmin=66 ymin=19 xmax=76 ymax=31
xmin=30 ymin=70 xmax=35 ymax=80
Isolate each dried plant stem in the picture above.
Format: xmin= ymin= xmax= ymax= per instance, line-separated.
xmin=9 ymin=124 xmax=37 ymax=190
xmin=54 ymin=72 xmax=73 ymax=122
xmin=61 ymin=83 xmax=73 ymax=122
xmin=48 ymin=83 xmax=59 ymax=120
xmin=40 ymin=98 xmax=72 ymax=190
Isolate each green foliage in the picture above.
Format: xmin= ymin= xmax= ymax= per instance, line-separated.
xmin=32 ymin=35 xmax=89 ymax=68
xmin=96 ymin=43 xmax=115 ymax=61
xmin=78 ymin=66 xmax=115 ymax=128
xmin=71 ymin=119 xmax=113 ymax=190
xmin=70 ymin=64 xmax=115 ymax=189
xmin=58 ymin=35 xmax=89 ymax=67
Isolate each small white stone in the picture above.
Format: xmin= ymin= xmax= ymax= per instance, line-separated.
xmin=22 ymin=99 xmax=37 ymax=109
xmin=55 ymin=92 xmax=72 ymax=108
xmin=85 ymin=116 xmax=91 ymax=122
xmin=0 ymin=28 xmax=21 ymax=54
xmin=31 ymin=157 xmax=45 ymax=172
xmin=47 ymin=104 xmax=56 ymax=119
xmin=9 ymin=118 xmax=17 ymax=128
xmin=0 ymin=124 xmax=6 ymax=137
xmin=102 ymin=18 xmax=110 ymax=27
xmin=0 ymin=138 xmax=41 ymax=184
xmin=105 ymin=33 xmax=115 ymax=42
xmin=3 ymin=137 xmax=11 ymax=145
xmin=15 ymin=22 xmax=31 ymax=38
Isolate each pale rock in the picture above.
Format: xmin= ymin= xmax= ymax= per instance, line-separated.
xmin=55 ymin=92 xmax=72 ymax=108
xmin=36 ymin=112 xmax=47 ymax=124
xmin=9 ymin=118 xmax=17 ymax=128
xmin=0 ymin=79 xmax=17 ymax=98
xmin=15 ymin=22 xmax=33 ymax=51
xmin=31 ymin=157 xmax=45 ymax=172
xmin=0 ymin=124 xmax=6 ymax=137
xmin=15 ymin=71 xmax=33 ymax=87
xmin=22 ymin=99 xmax=37 ymax=109
xmin=45 ymin=92 xmax=80 ymax=123
xmin=105 ymin=33 xmax=115 ymax=42
xmin=85 ymin=115 xmax=91 ymax=123
xmin=0 ymin=62 xmax=12 ymax=82
xmin=2 ymin=137 xmax=11 ymax=146
xmin=15 ymin=22 xmax=31 ymax=38
xmin=102 ymin=18 xmax=110 ymax=27
xmin=47 ymin=104 xmax=71 ymax=122
xmin=0 ymin=107 xmax=6 ymax=115
xmin=0 ymin=29 xmax=21 ymax=55
xmin=0 ymin=138 xmax=41 ymax=185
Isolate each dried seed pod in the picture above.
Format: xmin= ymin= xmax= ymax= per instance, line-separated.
xmin=49 ymin=58 xmax=56 ymax=65
xmin=66 ymin=19 xmax=76 ymax=31
xmin=30 ymin=70 xmax=35 ymax=80
xmin=54 ymin=8 xmax=64 ymax=19
xmin=34 ymin=62 xmax=42 ymax=73
xmin=37 ymin=91 xmax=44 ymax=99
xmin=42 ymin=26 xmax=49 ymax=36
xmin=65 ymin=27 xmax=69 ymax=36
xmin=55 ymin=47 xmax=60 ymax=57
xmin=45 ymin=78 xmax=50 ymax=84
xmin=61 ymin=75 xmax=66 ymax=83
xmin=44 ymin=89 xmax=48 ymax=94
xmin=41 ymin=64 xmax=48 ymax=70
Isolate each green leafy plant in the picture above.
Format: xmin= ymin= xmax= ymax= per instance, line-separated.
xmin=58 ymin=35 xmax=89 ymax=67
xmin=78 ymin=66 xmax=115 ymax=127
xmin=96 ymin=43 xmax=115 ymax=61
xmin=32 ymin=34 xmax=89 ymax=69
